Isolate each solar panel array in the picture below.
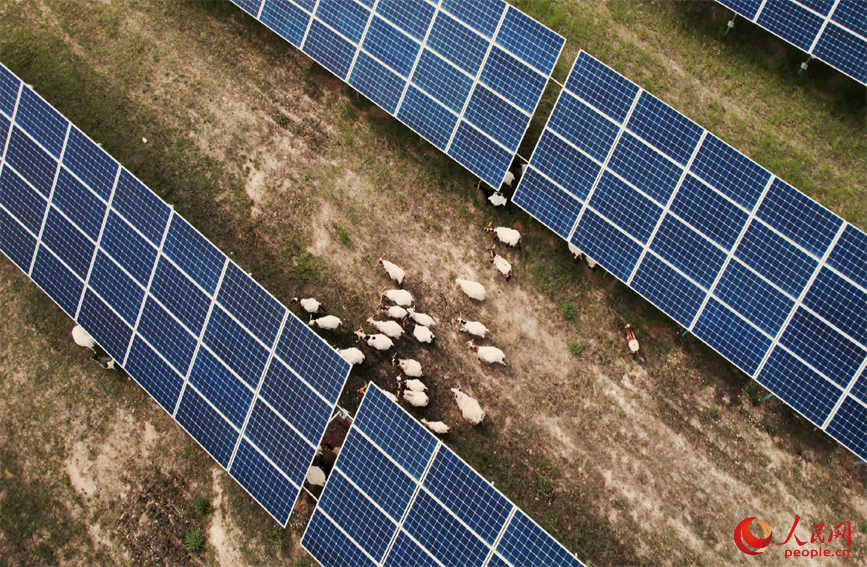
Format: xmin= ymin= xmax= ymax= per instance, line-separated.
xmin=0 ymin=64 xmax=352 ymax=526
xmin=514 ymin=51 xmax=867 ymax=462
xmin=717 ymin=0 xmax=867 ymax=85
xmin=229 ymin=0 xmax=565 ymax=188
xmin=301 ymin=384 xmax=586 ymax=567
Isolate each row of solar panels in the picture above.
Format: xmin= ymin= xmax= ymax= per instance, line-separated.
xmin=229 ymin=0 xmax=565 ymax=188
xmin=301 ymin=384 xmax=586 ymax=567
xmin=718 ymin=0 xmax=866 ymax=85
xmin=0 ymin=64 xmax=352 ymax=526
xmin=514 ymin=51 xmax=867 ymax=461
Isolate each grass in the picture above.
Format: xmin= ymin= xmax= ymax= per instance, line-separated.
xmin=709 ymin=406 xmax=719 ymax=419
xmin=184 ymin=528 xmax=205 ymax=552
xmin=569 ymin=341 xmax=584 ymax=357
xmin=193 ymin=496 xmax=211 ymax=516
xmin=562 ymin=301 xmax=575 ymax=320
xmin=861 ymin=521 xmax=867 ymax=534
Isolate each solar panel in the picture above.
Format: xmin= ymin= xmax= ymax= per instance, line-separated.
xmin=301 ymin=384 xmax=587 ymax=567
xmin=228 ymin=0 xmax=565 ymax=188
xmin=513 ymin=51 xmax=867 ymax=461
xmin=717 ymin=0 xmax=867 ymax=85
xmin=0 ymin=66 xmax=352 ymax=526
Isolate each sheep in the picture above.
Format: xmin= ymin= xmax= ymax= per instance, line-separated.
xmin=567 ymin=244 xmax=597 ymax=268
xmin=457 ymin=317 xmax=488 ymax=338
xmin=338 ymin=347 xmax=365 ymax=366
xmin=485 ymin=222 xmax=521 ymax=248
xmin=381 ymin=289 xmax=413 ymax=307
xmin=306 ymin=465 xmax=326 ymax=487
xmin=403 ymin=390 xmax=429 ymax=407
xmin=626 ymin=324 xmax=639 ymax=355
xmin=585 ymin=256 xmax=597 ymax=269
xmin=355 ymin=329 xmax=394 ymax=351
xmin=377 ymin=256 xmax=406 ymax=286
xmin=291 ymin=297 xmax=324 ymax=315
xmin=488 ymin=192 xmax=508 ymax=207
xmin=309 ymin=315 xmax=342 ymax=330
xmin=456 ymin=278 xmax=486 ymax=301
xmin=402 ymin=378 xmax=428 ymax=392
xmin=421 ymin=418 xmax=450 ymax=435
xmin=366 ymin=317 xmax=403 ymax=339
xmin=91 ymin=352 xmax=116 ymax=370
xmin=382 ymin=390 xmax=399 ymax=404
xmin=468 ymin=339 xmax=505 ymax=366
xmin=72 ymin=325 xmax=96 ymax=350
xmin=488 ymin=248 xmax=512 ymax=281
xmin=403 ymin=319 xmax=435 ymax=343
xmin=502 ymin=170 xmax=515 ymax=188
xmin=451 ymin=388 xmax=485 ymax=425
xmin=392 ymin=355 xmax=422 ymax=377
xmin=407 ymin=308 xmax=435 ymax=327
xmin=379 ymin=304 xmax=408 ymax=320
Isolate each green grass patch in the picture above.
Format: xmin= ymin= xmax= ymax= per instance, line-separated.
xmin=569 ymin=341 xmax=584 ymax=357
xmin=562 ymin=301 xmax=575 ymax=320
xmin=184 ymin=528 xmax=205 ymax=551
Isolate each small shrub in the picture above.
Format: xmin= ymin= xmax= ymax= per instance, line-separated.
xmin=709 ymin=406 xmax=719 ymax=419
xmin=185 ymin=529 xmax=205 ymax=551
xmin=272 ymin=525 xmax=286 ymax=551
xmin=569 ymin=341 xmax=584 ymax=356
xmin=860 ymin=521 xmax=867 ymax=533
xmin=337 ymin=225 xmax=351 ymax=247
xmin=538 ymin=477 xmax=554 ymax=499
xmin=193 ymin=496 xmax=210 ymax=516
xmin=562 ymin=301 xmax=575 ymax=320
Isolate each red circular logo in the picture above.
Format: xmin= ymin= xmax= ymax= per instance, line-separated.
xmin=734 ymin=517 xmax=773 ymax=555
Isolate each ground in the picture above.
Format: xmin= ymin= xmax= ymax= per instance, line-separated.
xmin=0 ymin=1 xmax=865 ymax=566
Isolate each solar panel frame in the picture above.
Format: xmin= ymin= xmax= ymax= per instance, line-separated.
xmin=0 ymin=71 xmax=354 ymax=527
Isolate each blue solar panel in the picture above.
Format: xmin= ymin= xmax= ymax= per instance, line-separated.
xmin=692 ymin=298 xmax=772 ymax=375
xmin=757 ymin=346 xmax=841 ymax=426
xmin=607 ymin=131 xmax=683 ymax=205
xmin=547 ymin=92 xmax=618 ymax=163
xmin=188 ymin=347 xmax=253 ymax=428
xmin=396 ymin=85 xmax=458 ymax=151
xmin=512 ymin=167 xmax=583 ymax=239
xmin=589 ymin=171 xmax=662 ymax=244
xmin=670 ymin=174 xmax=749 ymax=250
xmin=15 ymin=88 xmax=68 ymax=158
xmin=734 ymin=220 xmax=817 ymax=297
xmin=825 ymin=224 xmax=867 ymax=289
xmin=202 ymin=305 xmax=269 ymax=389
xmin=757 ymin=0 xmax=823 ymax=51
xmin=125 ymin=336 xmax=184 ymax=413
xmin=716 ymin=0 xmax=764 ymax=20
xmin=448 ymin=121 xmax=512 ymax=187
xmin=714 ymin=258 xmax=795 ymax=336
xmin=627 ymin=92 xmax=703 ymax=166
xmin=779 ymin=308 xmax=865 ymax=388
xmin=243 ymin=400 xmax=316 ymax=482
xmin=425 ymin=12 xmax=488 ymax=76
xmin=303 ymin=511 xmax=377 ymax=567
xmin=850 ymin=369 xmax=866 ymax=405
xmin=800 ymin=0 xmax=835 ymax=17
xmin=0 ymin=165 xmax=47 ymax=234
xmin=62 ymin=127 xmax=118 ymax=200
xmin=689 ymin=133 xmax=771 ymax=211
xmin=233 ymin=0 xmax=262 ymax=18
xmin=363 ymin=16 xmax=419 ymax=78
xmin=0 ymin=114 xmax=8 ymax=147
xmin=571 ymin=209 xmax=644 ymax=282
xmin=218 ymin=262 xmax=285 ymax=346
xmin=99 ymin=211 xmax=157 ymax=286
xmin=303 ymin=19 xmax=356 ymax=80
xmin=423 ymin=448 xmax=511 ymax=545
xmin=564 ymin=52 xmax=640 ymax=124
xmin=315 ymin=0 xmax=370 ymax=44
xmin=403 ymin=489 xmax=490 ymax=567
xmin=112 ymin=168 xmax=170 ymax=246
xmin=230 ymin=438 xmax=299 ymax=524
xmin=530 ymin=130 xmax=600 ymax=201
xmin=497 ymin=509 xmax=584 ymax=567
xmin=631 ymin=252 xmax=707 ymax=327
xmin=176 ymin=386 xmax=239 ymax=468
xmin=756 ymin=178 xmax=843 ymax=258
xmin=148 ymin=256 xmax=211 ymax=335
xmin=258 ymin=357 xmax=331 ymax=445
xmin=260 ymin=0 xmax=310 ymax=46
xmin=832 ymin=0 xmax=867 ymax=37
xmin=802 ymin=266 xmax=867 ymax=346
xmin=40 ymin=207 xmax=95 ymax=279
xmin=51 ymin=168 xmax=106 ymax=240
xmin=496 ymin=5 xmax=564 ymax=75
xmin=30 ymin=245 xmax=83 ymax=317
xmin=319 ymin=470 xmax=396 ymax=561
xmin=650 ymin=215 xmax=727 ymax=289
xmin=411 ymin=50 xmax=473 ymax=114
xmin=5 ymin=127 xmax=58 ymax=197
xmin=376 ymin=0 xmax=435 ymax=41
xmin=348 ymin=51 xmax=404 ymax=114
xmin=463 ymin=84 xmax=528 ymax=150
xmin=0 ymin=208 xmax=37 ymax=272
xmin=478 ymin=47 xmax=547 ymax=115
xmin=441 ymin=0 xmax=503 ymax=39
xmin=77 ymin=289 xmax=132 ymax=362
xmin=87 ymin=251 xmax=145 ymax=325
xmin=162 ymin=216 xmax=225 ymax=295
xmin=0 ymin=64 xmax=19 ymax=117
xmin=137 ymin=297 xmax=199 ymax=375
xmin=382 ymin=531 xmax=439 ymax=567
xmin=825 ymin=396 xmax=867 ymax=460
xmin=812 ymin=23 xmax=867 ymax=84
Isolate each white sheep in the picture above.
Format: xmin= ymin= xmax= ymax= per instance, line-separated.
xmin=366 ymin=317 xmax=403 ymax=339
xmin=502 ymin=170 xmax=514 ymax=188
xmin=379 ymin=304 xmax=408 ymax=319
xmin=585 ymin=255 xmax=597 ymax=269
xmin=407 ymin=308 xmax=435 ymax=327
xmin=306 ymin=465 xmax=326 ymax=487
xmin=338 ymin=347 xmax=365 ymax=366
xmin=72 ymin=325 xmax=96 ymax=350
xmin=568 ymin=243 xmax=582 ymax=260
xmin=626 ymin=324 xmax=640 ymax=355
xmin=92 ymin=352 xmax=116 ymax=370
xmin=456 ymin=278 xmax=486 ymax=301
xmin=468 ymin=339 xmax=505 ymax=366
xmin=403 ymin=390 xmax=429 ymax=407
xmin=488 ymin=249 xmax=512 ymax=281
xmin=309 ymin=315 xmax=342 ymax=330
xmin=378 ymin=256 xmax=406 ymax=286
xmin=381 ymin=288 xmax=413 ymax=307
xmin=392 ymin=355 xmax=422 ymax=377
xmin=403 ymin=378 xmax=427 ymax=392
xmin=404 ymin=319 xmax=435 ymax=343
xmin=488 ymin=192 xmax=508 ymax=207
xmin=451 ymin=388 xmax=485 ymax=425
xmin=291 ymin=297 xmax=324 ymax=315
xmin=485 ymin=222 xmax=521 ymax=247
xmin=421 ymin=418 xmax=450 ymax=435
xmin=382 ymin=390 xmax=399 ymax=404
xmin=355 ymin=329 xmax=394 ymax=351
xmin=457 ymin=317 xmax=488 ymax=338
